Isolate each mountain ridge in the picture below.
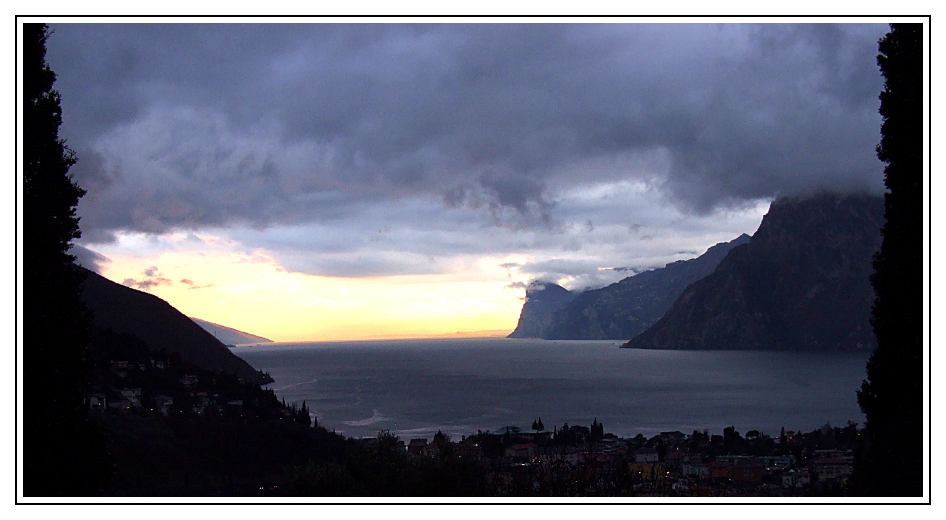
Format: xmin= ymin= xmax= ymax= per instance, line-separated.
xmin=507 ymin=234 xmax=751 ymax=340
xmin=79 ymin=268 xmax=271 ymax=383
xmin=190 ymin=317 xmax=273 ymax=345
xmin=623 ymin=192 xmax=884 ymax=351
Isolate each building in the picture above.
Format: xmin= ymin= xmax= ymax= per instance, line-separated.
xmin=683 ymin=457 xmax=710 ymax=478
xmin=407 ymin=438 xmax=428 ymax=456
xmin=709 ymin=461 xmax=733 ymax=481
xmin=782 ymin=469 xmax=811 ymax=488
xmin=731 ymin=458 xmax=763 ymax=484
xmin=760 ymin=455 xmax=793 ymax=470
xmin=87 ymin=393 xmax=107 ymax=412
xmin=120 ymin=388 xmax=142 ymax=407
xmin=811 ymin=457 xmax=854 ymax=482
xmin=659 ymin=431 xmax=686 ymax=443
xmin=505 ymin=443 xmax=537 ymax=461
xmin=109 ymin=360 xmax=129 ymax=378
xmin=634 ymin=448 xmax=659 ymax=463
xmin=153 ymin=395 xmax=174 ymax=415
xmin=179 ymin=374 xmax=198 ymax=389
xmin=663 ymin=451 xmax=686 ymax=473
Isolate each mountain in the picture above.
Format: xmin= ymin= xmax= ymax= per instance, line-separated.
xmin=190 ymin=317 xmax=273 ymax=346
xmin=623 ymin=192 xmax=884 ymax=351
xmin=507 ymin=282 xmax=576 ymax=338
xmin=539 ymin=234 xmax=751 ymax=340
xmin=79 ymin=268 xmax=271 ymax=384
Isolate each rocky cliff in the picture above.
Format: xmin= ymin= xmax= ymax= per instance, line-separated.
xmin=541 ymin=234 xmax=751 ymax=340
xmin=623 ymin=193 xmax=884 ymax=351
xmin=507 ymin=282 xmax=576 ymax=338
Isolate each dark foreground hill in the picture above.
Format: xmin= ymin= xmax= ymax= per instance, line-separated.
xmin=191 ymin=317 xmax=273 ymax=345
xmin=79 ymin=268 xmax=270 ymax=384
xmin=624 ymin=193 xmax=884 ymax=351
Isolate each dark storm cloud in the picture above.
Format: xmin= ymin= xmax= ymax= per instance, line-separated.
xmin=46 ymin=22 xmax=887 ymax=242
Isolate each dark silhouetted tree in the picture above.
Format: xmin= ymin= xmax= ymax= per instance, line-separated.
xmin=433 ymin=429 xmax=450 ymax=447
xmin=723 ymin=425 xmax=742 ymax=453
xmin=655 ymin=438 xmax=666 ymax=462
xmin=23 ymin=23 xmax=108 ymax=495
xmin=855 ymin=23 xmax=924 ymax=497
xmin=531 ymin=418 xmax=545 ymax=432
xmin=591 ymin=418 xmax=604 ymax=441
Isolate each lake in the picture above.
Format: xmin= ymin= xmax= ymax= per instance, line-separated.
xmin=234 ymin=338 xmax=871 ymax=441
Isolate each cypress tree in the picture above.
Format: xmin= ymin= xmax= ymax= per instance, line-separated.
xmin=23 ymin=23 xmax=108 ymax=495
xmin=855 ymin=23 xmax=924 ymax=497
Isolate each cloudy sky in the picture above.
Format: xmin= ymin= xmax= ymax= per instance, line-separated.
xmin=43 ymin=20 xmax=890 ymax=341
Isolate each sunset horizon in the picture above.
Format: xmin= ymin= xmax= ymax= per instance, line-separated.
xmin=20 ymin=17 xmax=926 ymax=501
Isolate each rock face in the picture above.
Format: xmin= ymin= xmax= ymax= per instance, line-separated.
xmin=507 ymin=282 xmax=576 ymax=338
xmin=541 ymin=234 xmax=751 ymax=340
xmin=80 ymin=268 xmax=271 ymax=383
xmin=623 ymin=193 xmax=884 ymax=351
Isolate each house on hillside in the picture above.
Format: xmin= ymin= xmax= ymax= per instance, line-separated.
xmin=683 ymin=458 xmax=710 ymax=478
xmin=634 ymin=448 xmax=659 ymax=463
xmin=108 ymin=399 xmax=132 ymax=411
xmin=179 ymin=374 xmax=198 ymax=389
xmin=760 ymin=455 xmax=793 ymax=470
xmin=110 ymin=360 xmax=129 ymax=378
xmin=782 ymin=469 xmax=810 ymax=488
xmin=811 ymin=457 xmax=854 ymax=482
xmin=709 ymin=461 xmax=733 ymax=482
xmin=153 ymin=395 xmax=174 ymax=415
xmin=407 ymin=438 xmax=428 ymax=456
xmin=539 ymin=445 xmax=584 ymax=466
xmin=120 ymin=388 xmax=142 ymax=407
xmin=87 ymin=393 xmax=107 ymax=412
xmin=504 ymin=443 xmax=537 ymax=461
xmin=731 ymin=458 xmax=763 ymax=484
xmin=663 ymin=451 xmax=686 ymax=473
xmin=659 ymin=431 xmax=686 ymax=443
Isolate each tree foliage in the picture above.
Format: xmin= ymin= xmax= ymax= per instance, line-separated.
xmin=855 ymin=23 xmax=924 ymax=497
xmin=22 ymin=23 xmax=108 ymax=495
xmin=591 ymin=417 xmax=604 ymax=441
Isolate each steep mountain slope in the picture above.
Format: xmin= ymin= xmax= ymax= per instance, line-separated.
xmin=541 ymin=234 xmax=751 ymax=340
xmin=507 ymin=282 xmax=576 ymax=338
xmin=191 ymin=317 xmax=273 ymax=345
xmin=623 ymin=193 xmax=884 ymax=351
xmin=79 ymin=268 xmax=271 ymax=383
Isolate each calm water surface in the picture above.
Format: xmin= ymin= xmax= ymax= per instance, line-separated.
xmin=234 ymin=338 xmax=870 ymax=440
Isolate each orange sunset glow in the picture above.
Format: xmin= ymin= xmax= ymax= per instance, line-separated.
xmin=93 ymin=239 xmax=524 ymax=342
